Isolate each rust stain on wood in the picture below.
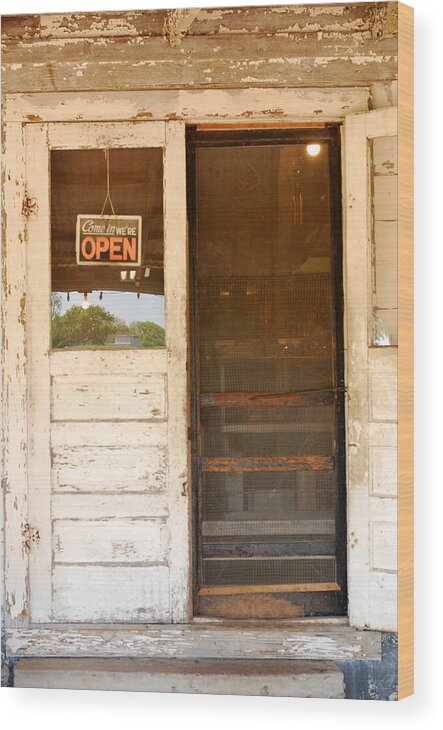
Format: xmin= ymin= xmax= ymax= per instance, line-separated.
xmin=200 ymin=390 xmax=335 ymax=407
xmin=202 ymin=456 xmax=334 ymax=472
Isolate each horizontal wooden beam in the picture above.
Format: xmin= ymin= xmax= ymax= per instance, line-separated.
xmin=2 ymin=34 xmax=397 ymax=66
xmin=200 ymin=390 xmax=335 ymax=408
xmin=196 ymin=122 xmax=328 ymax=130
xmin=3 ymin=88 xmax=370 ymax=124
xmin=202 ymin=456 xmax=334 ymax=472
xmin=198 ymin=583 xmax=341 ymax=596
xmin=7 ymin=621 xmax=382 ymax=661
xmin=0 ymin=5 xmax=390 ymax=42
xmin=1 ymin=51 xmax=397 ymax=94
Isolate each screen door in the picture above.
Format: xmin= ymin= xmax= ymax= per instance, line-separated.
xmin=188 ymin=128 xmax=347 ymax=619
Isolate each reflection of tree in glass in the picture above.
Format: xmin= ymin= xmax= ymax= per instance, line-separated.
xmin=52 ymin=305 xmax=118 ymax=348
xmin=51 ymin=292 xmax=63 ymax=319
xmin=132 ymin=320 xmax=165 ymax=347
xmin=51 ymin=300 xmax=165 ymax=348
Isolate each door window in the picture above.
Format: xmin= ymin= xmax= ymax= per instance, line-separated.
xmin=51 ymin=147 xmax=165 ymax=349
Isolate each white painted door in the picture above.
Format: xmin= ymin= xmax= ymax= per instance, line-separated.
xmin=24 ymin=121 xmax=189 ymax=623
xmin=343 ymin=107 xmax=398 ymax=631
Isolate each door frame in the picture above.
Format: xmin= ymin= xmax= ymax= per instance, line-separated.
xmin=2 ymin=88 xmax=395 ymax=640
xmin=343 ymin=107 xmax=398 ymax=631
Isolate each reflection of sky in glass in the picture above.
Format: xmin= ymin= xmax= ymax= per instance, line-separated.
xmin=56 ymin=291 xmax=165 ymax=327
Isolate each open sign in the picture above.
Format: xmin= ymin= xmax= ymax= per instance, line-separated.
xmin=76 ymin=214 xmax=142 ymax=266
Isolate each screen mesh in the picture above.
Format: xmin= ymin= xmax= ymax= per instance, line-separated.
xmin=194 ymin=141 xmax=341 ymax=592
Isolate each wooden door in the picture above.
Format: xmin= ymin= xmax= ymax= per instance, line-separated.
xmin=188 ymin=128 xmax=347 ymax=619
xmin=24 ymin=121 xmax=189 ymax=623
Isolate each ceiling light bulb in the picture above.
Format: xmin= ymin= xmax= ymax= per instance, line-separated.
xmin=307 ymin=143 xmax=321 ymax=157
xmin=81 ymin=293 xmax=90 ymax=310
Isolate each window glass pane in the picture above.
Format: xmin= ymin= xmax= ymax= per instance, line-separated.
xmin=51 ymin=147 xmax=164 ymax=349
xmin=370 ymin=135 xmax=398 ymax=346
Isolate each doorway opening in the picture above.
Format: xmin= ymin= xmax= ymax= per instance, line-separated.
xmin=187 ymin=127 xmax=347 ymax=619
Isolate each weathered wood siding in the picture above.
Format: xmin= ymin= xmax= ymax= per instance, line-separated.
xmin=2 ymin=4 xmax=398 ymax=107
xmin=344 ymin=108 xmax=397 ymax=632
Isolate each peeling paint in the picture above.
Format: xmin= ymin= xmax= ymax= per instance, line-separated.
xmin=21 ymin=194 xmax=38 ymax=218
xmin=164 ymin=8 xmax=201 ymax=47
xmin=369 ymin=3 xmax=398 ymax=39
xmin=22 ymin=522 xmax=40 ymax=555
xmin=18 ymin=294 xmax=26 ymax=327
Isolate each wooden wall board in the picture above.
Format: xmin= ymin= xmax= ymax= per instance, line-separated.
xmin=0 ymin=4 xmax=395 ymax=41
xmin=1 ymin=35 xmax=398 ymax=93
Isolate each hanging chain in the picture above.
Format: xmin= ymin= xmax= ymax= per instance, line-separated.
xmin=100 ymin=148 xmax=116 ymax=216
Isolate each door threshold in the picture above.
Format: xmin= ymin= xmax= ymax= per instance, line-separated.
xmin=8 ymin=620 xmax=381 ymax=663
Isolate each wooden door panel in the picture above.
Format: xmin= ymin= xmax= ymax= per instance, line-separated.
xmin=24 ymin=120 xmax=189 ymax=623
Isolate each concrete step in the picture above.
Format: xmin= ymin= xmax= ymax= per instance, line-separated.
xmin=14 ymin=658 xmax=344 ymax=698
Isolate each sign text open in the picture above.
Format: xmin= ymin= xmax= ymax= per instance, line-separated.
xmin=76 ymin=215 xmax=142 ymax=266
